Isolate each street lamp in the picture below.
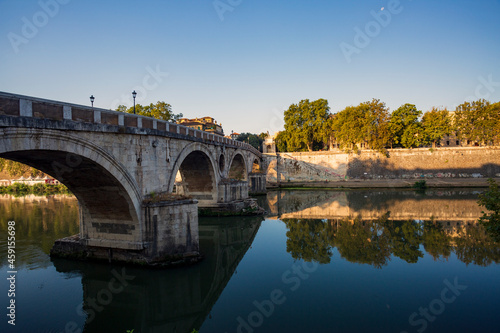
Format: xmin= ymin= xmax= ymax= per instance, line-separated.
xmin=90 ymin=95 xmax=95 ymax=110
xmin=132 ymin=90 xmax=137 ymax=114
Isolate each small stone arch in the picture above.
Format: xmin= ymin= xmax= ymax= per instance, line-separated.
xmin=228 ymin=152 xmax=248 ymax=181
xmin=251 ymin=157 xmax=261 ymax=173
xmin=168 ymin=142 xmax=219 ymax=205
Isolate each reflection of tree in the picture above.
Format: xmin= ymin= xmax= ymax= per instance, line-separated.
xmin=283 ymin=218 xmax=334 ymax=264
xmin=386 ymin=219 xmax=423 ymax=263
xmin=454 ymin=224 xmax=500 ymax=266
xmin=281 ymin=214 xmax=500 ymax=268
xmin=333 ymin=216 xmax=391 ymax=269
xmin=422 ymin=219 xmax=452 ymax=261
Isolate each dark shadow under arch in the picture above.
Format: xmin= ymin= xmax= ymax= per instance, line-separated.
xmin=228 ymin=154 xmax=247 ymax=181
xmin=0 ymin=150 xmax=139 ymax=227
xmin=177 ymin=150 xmax=217 ymax=204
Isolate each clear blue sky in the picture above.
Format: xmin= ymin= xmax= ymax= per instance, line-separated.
xmin=1 ymin=0 xmax=499 ymax=135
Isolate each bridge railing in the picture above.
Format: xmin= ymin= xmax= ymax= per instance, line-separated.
xmin=0 ymin=91 xmax=261 ymax=157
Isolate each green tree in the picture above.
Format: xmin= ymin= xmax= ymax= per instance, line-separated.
xmin=236 ymin=133 xmax=263 ymax=151
xmin=0 ymin=159 xmax=45 ymax=178
xmin=275 ymin=131 xmax=289 ymax=152
xmin=283 ymin=99 xmax=331 ymax=152
xmin=478 ymin=179 xmax=500 ymax=242
xmin=454 ymin=99 xmax=499 ymax=145
xmin=421 ymin=108 xmax=452 ymax=147
xmin=388 ymin=103 xmax=422 ymax=148
xmin=361 ymin=99 xmax=391 ymax=151
xmin=331 ymin=106 xmax=366 ymax=151
xmin=331 ymin=99 xmax=390 ymax=152
xmin=116 ymin=101 xmax=182 ymax=122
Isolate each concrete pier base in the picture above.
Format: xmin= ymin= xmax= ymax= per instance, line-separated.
xmin=50 ymin=199 xmax=202 ymax=266
xmin=198 ymin=198 xmax=266 ymax=216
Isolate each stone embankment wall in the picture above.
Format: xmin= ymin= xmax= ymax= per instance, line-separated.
xmin=264 ymin=147 xmax=500 ymax=184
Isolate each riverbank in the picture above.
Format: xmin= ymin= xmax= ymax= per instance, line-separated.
xmin=267 ymin=177 xmax=500 ymax=189
xmin=0 ymin=182 xmax=71 ymax=196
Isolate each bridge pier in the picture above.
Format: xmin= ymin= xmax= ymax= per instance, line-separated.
xmin=51 ymin=199 xmax=201 ymax=265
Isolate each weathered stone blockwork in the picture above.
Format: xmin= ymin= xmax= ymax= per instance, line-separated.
xmin=264 ymin=147 xmax=500 ymax=184
xmin=143 ymin=200 xmax=199 ymax=260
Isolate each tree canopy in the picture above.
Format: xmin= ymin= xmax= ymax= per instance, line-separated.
xmin=277 ymin=97 xmax=499 ymax=153
xmin=282 ymin=99 xmax=331 ymax=152
xmin=388 ymin=103 xmax=422 ymax=148
xmin=421 ymin=108 xmax=452 ymax=147
xmin=454 ymin=99 xmax=500 ymax=145
xmin=331 ymin=99 xmax=390 ymax=152
xmin=116 ymin=101 xmax=183 ymax=122
xmin=235 ymin=133 xmax=265 ymax=151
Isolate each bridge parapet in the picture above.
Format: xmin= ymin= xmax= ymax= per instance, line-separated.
xmin=0 ymin=91 xmax=261 ymax=157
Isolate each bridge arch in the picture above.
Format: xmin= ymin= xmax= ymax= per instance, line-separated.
xmin=251 ymin=157 xmax=261 ymax=173
xmin=169 ymin=142 xmax=218 ymax=205
xmin=228 ymin=151 xmax=248 ymax=181
xmin=0 ymin=128 xmax=143 ymax=249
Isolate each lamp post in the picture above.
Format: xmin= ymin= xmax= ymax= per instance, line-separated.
xmin=90 ymin=95 xmax=95 ymax=110
xmin=132 ymin=90 xmax=137 ymax=114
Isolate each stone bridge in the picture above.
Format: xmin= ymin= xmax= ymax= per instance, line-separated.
xmin=0 ymin=91 xmax=266 ymax=263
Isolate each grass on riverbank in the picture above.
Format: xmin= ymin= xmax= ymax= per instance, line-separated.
xmin=0 ymin=183 xmax=72 ymax=196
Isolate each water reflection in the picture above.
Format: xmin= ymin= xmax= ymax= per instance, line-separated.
xmin=1 ymin=190 xmax=499 ymax=332
xmin=0 ymin=194 xmax=78 ymax=269
xmin=51 ymin=216 xmax=262 ymax=333
xmin=265 ymin=189 xmax=500 ymax=267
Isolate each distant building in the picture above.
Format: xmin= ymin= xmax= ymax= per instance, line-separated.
xmin=177 ymin=116 xmax=224 ymax=136
xmin=230 ymin=132 xmax=240 ymax=140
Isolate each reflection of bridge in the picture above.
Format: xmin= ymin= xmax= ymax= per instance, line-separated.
xmin=52 ymin=217 xmax=262 ymax=333
xmin=0 ymin=91 xmax=265 ymax=262
xmin=266 ymin=189 xmax=484 ymax=222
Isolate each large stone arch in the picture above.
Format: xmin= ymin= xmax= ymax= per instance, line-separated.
xmin=0 ymin=128 xmax=143 ymax=249
xmin=227 ymin=150 xmax=249 ymax=181
xmin=168 ymin=142 xmax=219 ymax=205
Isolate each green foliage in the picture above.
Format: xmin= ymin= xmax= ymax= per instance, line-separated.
xmin=0 ymin=183 xmax=71 ymax=196
xmin=478 ymin=179 xmax=500 ymax=242
xmin=388 ymin=104 xmax=422 ymax=148
xmin=421 ymin=107 xmax=452 ymax=147
xmin=331 ymin=105 xmax=365 ymax=152
xmin=116 ymin=101 xmax=183 ymax=122
xmin=0 ymin=158 xmax=46 ymax=178
xmin=282 ymin=99 xmax=331 ymax=152
xmin=422 ymin=219 xmax=452 ymax=260
xmin=276 ymin=97 xmax=499 ymax=152
xmin=385 ymin=219 xmax=423 ymax=263
xmin=283 ymin=218 xmax=334 ymax=264
xmin=236 ymin=133 xmax=263 ymax=151
xmin=412 ymin=180 xmax=427 ymax=190
xmin=280 ymin=213 xmax=499 ymax=267
xmin=454 ymin=99 xmax=500 ymax=145
xmin=332 ymin=99 xmax=390 ymax=153
xmin=334 ymin=216 xmax=391 ymax=268
xmin=275 ymin=131 xmax=289 ymax=152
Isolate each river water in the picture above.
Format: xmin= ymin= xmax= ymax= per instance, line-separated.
xmin=1 ymin=189 xmax=499 ymax=333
